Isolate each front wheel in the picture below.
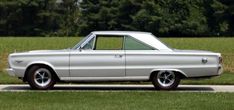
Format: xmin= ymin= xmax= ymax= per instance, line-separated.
xmin=27 ymin=66 xmax=56 ymax=90
xmin=152 ymin=71 xmax=180 ymax=90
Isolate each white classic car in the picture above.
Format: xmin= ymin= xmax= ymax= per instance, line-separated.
xmin=7 ymin=31 xmax=223 ymax=90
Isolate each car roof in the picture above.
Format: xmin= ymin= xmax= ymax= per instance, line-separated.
xmin=91 ymin=31 xmax=152 ymax=36
xmin=91 ymin=31 xmax=171 ymax=51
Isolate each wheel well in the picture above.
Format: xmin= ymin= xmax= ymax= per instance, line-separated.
xmin=149 ymin=70 xmax=187 ymax=81
xmin=23 ymin=64 xmax=60 ymax=82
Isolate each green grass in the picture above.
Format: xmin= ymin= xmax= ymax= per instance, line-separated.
xmin=0 ymin=92 xmax=233 ymax=110
xmin=0 ymin=37 xmax=234 ymax=84
xmin=0 ymin=72 xmax=22 ymax=84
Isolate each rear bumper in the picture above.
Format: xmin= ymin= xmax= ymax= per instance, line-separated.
xmin=6 ymin=68 xmax=16 ymax=76
xmin=218 ymin=65 xmax=223 ymax=75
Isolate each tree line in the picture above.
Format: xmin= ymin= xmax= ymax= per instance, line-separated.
xmin=0 ymin=0 xmax=233 ymax=37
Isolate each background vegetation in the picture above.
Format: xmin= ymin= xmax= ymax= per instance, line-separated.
xmin=0 ymin=0 xmax=234 ymax=37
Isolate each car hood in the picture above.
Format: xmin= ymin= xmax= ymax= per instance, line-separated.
xmin=28 ymin=49 xmax=69 ymax=53
xmin=9 ymin=49 xmax=70 ymax=56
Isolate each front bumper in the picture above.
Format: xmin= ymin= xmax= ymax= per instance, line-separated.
xmin=6 ymin=68 xmax=16 ymax=76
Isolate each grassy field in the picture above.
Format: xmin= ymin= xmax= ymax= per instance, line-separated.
xmin=0 ymin=92 xmax=233 ymax=110
xmin=0 ymin=37 xmax=234 ymax=84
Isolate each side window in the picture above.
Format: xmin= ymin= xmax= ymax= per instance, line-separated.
xmin=124 ymin=36 xmax=154 ymax=50
xmin=95 ymin=35 xmax=124 ymax=50
xmin=82 ymin=37 xmax=95 ymax=50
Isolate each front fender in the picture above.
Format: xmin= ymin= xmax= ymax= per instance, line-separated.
xmin=26 ymin=61 xmax=56 ymax=71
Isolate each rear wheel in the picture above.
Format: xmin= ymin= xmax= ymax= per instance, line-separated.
xmin=27 ymin=66 xmax=56 ymax=90
xmin=152 ymin=71 xmax=180 ymax=90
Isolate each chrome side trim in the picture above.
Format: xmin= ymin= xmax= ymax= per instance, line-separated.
xmin=60 ymin=76 xmax=149 ymax=81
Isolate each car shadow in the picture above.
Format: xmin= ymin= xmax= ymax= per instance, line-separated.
xmin=2 ymin=85 xmax=214 ymax=92
xmin=176 ymin=86 xmax=214 ymax=91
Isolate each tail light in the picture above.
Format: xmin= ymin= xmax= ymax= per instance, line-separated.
xmin=219 ymin=57 xmax=222 ymax=64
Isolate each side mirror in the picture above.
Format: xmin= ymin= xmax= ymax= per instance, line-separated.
xmin=78 ymin=46 xmax=82 ymax=52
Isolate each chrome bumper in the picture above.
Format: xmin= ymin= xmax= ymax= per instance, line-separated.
xmin=6 ymin=68 xmax=16 ymax=76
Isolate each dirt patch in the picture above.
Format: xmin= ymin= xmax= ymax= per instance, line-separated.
xmin=223 ymin=54 xmax=234 ymax=72
xmin=0 ymin=52 xmax=8 ymax=72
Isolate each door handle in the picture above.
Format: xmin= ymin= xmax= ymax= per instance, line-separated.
xmin=114 ymin=54 xmax=123 ymax=58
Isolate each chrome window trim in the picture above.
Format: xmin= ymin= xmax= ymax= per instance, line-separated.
xmin=124 ymin=35 xmax=157 ymax=50
xmin=79 ymin=34 xmax=96 ymax=49
xmin=92 ymin=34 xmax=125 ymax=50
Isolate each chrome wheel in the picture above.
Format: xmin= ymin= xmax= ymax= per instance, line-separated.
xmin=157 ymin=71 xmax=175 ymax=87
xmin=33 ymin=68 xmax=52 ymax=87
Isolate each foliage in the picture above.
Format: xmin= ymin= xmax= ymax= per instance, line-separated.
xmin=0 ymin=0 xmax=80 ymax=36
xmin=78 ymin=0 xmax=234 ymax=37
xmin=0 ymin=0 xmax=234 ymax=36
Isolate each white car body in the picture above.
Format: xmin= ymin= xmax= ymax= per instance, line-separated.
xmin=7 ymin=31 xmax=223 ymax=89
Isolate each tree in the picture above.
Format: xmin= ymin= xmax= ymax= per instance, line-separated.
xmin=0 ymin=0 xmax=233 ymax=36
xmin=0 ymin=0 xmax=80 ymax=36
xmin=56 ymin=0 xmax=80 ymax=36
xmin=78 ymin=0 xmax=229 ymax=37
xmin=218 ymin=0 xmax=234 ymax=35
xmin=78 ymin=0 xmax=142 ymax=35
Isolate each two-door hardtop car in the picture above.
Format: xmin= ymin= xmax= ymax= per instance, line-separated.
xmin=7 ymin=31 xmax=223 ymax=90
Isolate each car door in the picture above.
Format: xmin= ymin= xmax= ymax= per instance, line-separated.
xmin=70 ymin=35 xmax=125 ymax=77
xmin=124 ymin=35 xmax=157 ymax=77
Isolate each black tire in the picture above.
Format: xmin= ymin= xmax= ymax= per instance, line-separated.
xmin=152 ymin=71 xmax=180 ymax=90
xmin=27 ymin=65 xmax=56 ymax=90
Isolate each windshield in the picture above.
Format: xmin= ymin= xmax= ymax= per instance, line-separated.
xmin=72 ymin=33 xmax=92 ymax=49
